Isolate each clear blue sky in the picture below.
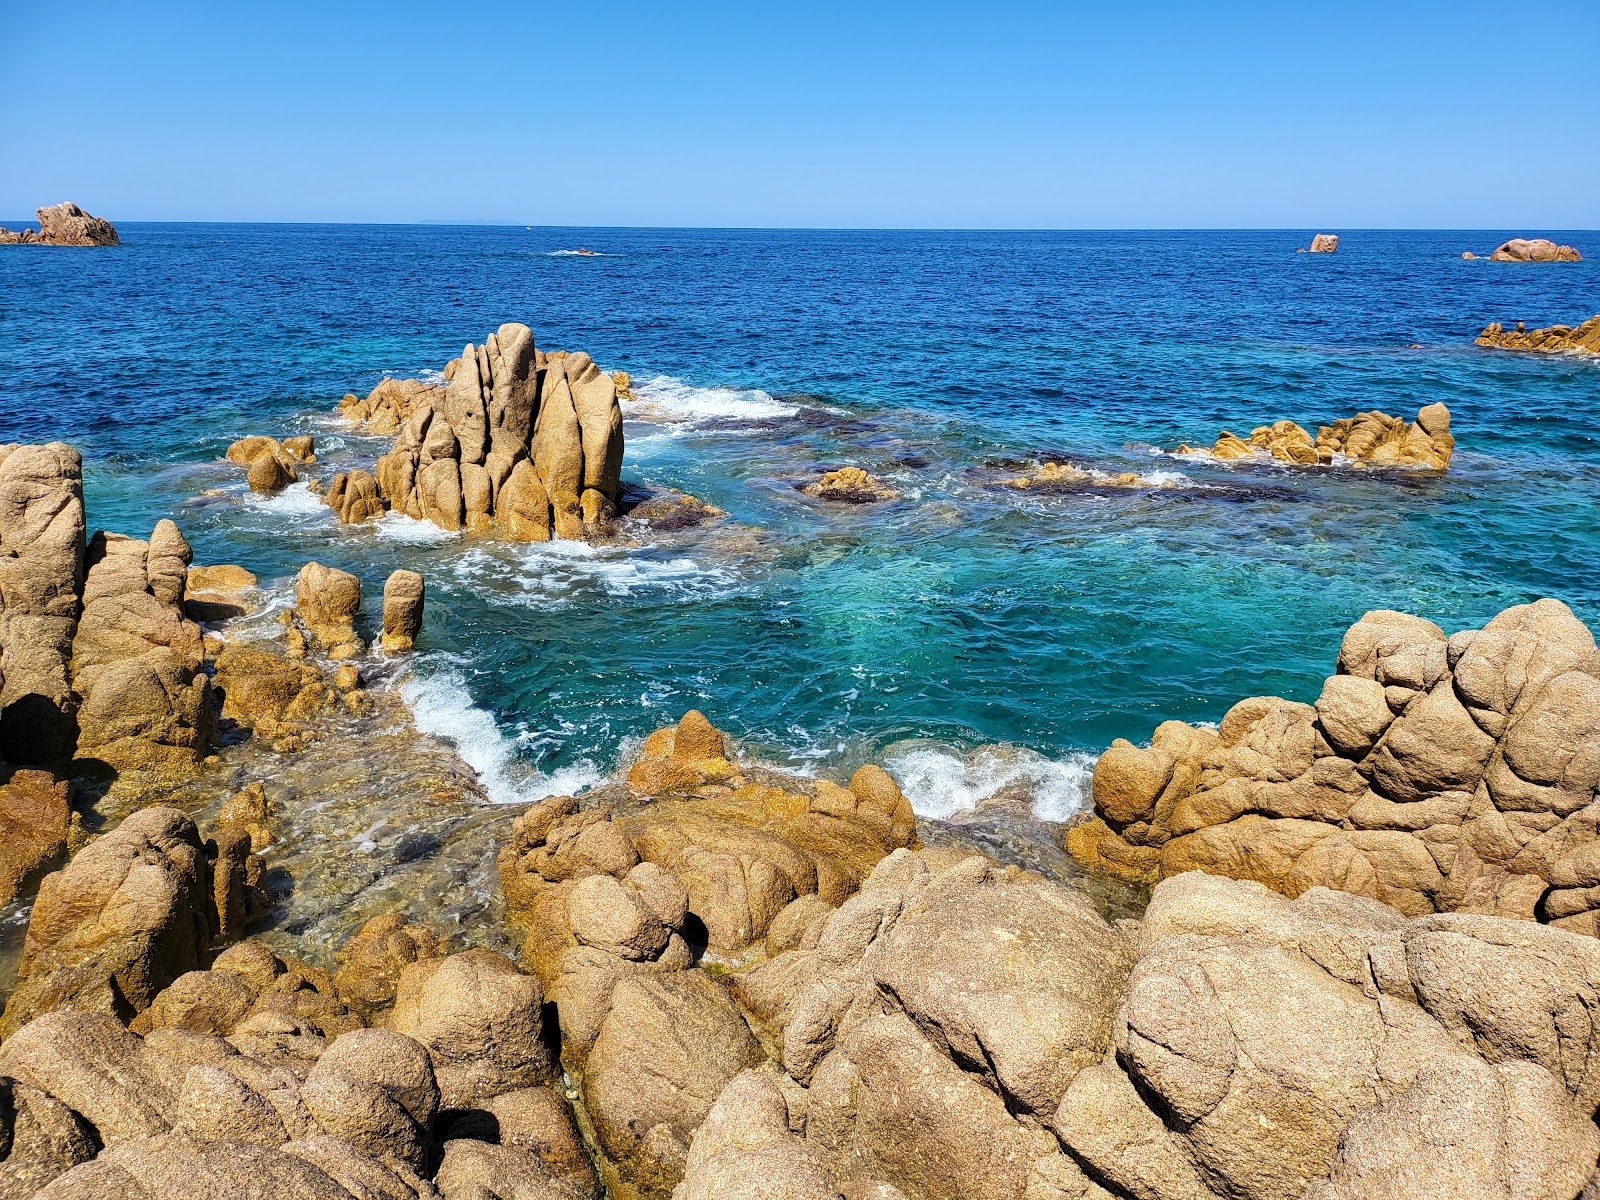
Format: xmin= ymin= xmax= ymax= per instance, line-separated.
xmin=3 ymin=0 xmax=1596 ymax=228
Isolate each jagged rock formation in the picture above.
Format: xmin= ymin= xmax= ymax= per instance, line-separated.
xmin=1488 ymin=237 xmax=1582 ymax=262
xmin=1175 ymin=402 xmax=1454 ymax=470
xmin=335 ymin=324 xmax=625 ymax=541
xmin=0 ymin=203 xmax=120 ymax=247
xmin=1309 ymin=232 xmax=1339 ymax=253
xmin=1068 ymin=598 xmax=1600 ymax=938
xmin=1477 ymin=314 xmax=1600 ymax=355
xmin=802 ymin=467 xmax=900 ymax=503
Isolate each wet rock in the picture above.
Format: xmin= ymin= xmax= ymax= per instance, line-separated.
xmin=229 ymin=438 xmax=303 ymax=494
xmin=802 ymin=466 xmax=899 ymax=503
xmin=1174 ymin=404 xmax=1454 ymax=470
xmin=999 ymin=460 xmax=1179 ymax=492
xmin=0 ymin=442 xmax=85 ymax=764
xmin=1487 ymin=237 xmax=1582 ymax=262
xmin=619 ymin=489 xmax=727 ymax=532
xmin=212 ymin=644 xmax=331 ymax=733
xmin=0 ymin=807 xmax=214 ymax=1035
xmin=0 ymin=767 xmax=71 ymax=904
xmin=1068 ymin=598 xmax=1600 ymax=936
xmin=325 ymin=470 xmax=387 ymax=524
xmin=0 ymin=203 xmax=119 ymax=247
xmin=1476 ymin=313 xmax=1600 ymax=355
xmin=332 ymin=914 xmax=441 ymax=1019
xmin=295 ymin=563 xmax=363 ymax=656
xmin=381 ymin=570 xmax=425 ymax=652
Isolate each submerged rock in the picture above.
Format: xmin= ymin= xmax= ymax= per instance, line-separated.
xmin=1175 ymin=402 xmax=1454 ymax=470
xmin=1488 ymin=237 xmax=1582 ymax=262
xmin=1067 ymin=598 xmax=1600 ymax=938
xmin=999 ymin=459 xmax=1179 ymax=492
xmin=1477 ymin=313 xmax=1600 ymax=355
xmin=0 ymin=203 xmax=119 ymax=247
xmin=802 ymin=466 xmax=899 ymax=503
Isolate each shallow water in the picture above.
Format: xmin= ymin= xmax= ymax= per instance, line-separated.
xmin=3 ymin=226 xmax=1597 ymax=832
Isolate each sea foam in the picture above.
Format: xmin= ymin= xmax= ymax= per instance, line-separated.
xmin=881 ymin=741 xmax=1095 ymax=823
xmin=626 ymin=375 xmax=797 ymax=426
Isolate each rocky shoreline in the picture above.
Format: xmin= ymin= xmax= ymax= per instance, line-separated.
xmin=3 ymin=307 xmax=1600 ymax=1200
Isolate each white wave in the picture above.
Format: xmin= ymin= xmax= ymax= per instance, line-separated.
xmin=242 ymin=481 xmax=330 ymax=519
xmin=399 ymin=667 xmax=604 ymax=804
xmin=448 ymin=539 xmax=738 ymax=603
xmin=881 ymin=741 xmax=1094 ymax=823
xmin=543 ymin=249 xmax=619 ymax=257
xmin=374 ymin=511 xmax=462 ymax=543
xmin=1139 ymin=469 xmax=1193 ymax=487
xmin=625 ymin=375 xmax=798 ymax=426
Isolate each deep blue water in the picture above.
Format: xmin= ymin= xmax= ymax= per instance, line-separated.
xmin=2 ymin=225 xmax=1597 ymax=817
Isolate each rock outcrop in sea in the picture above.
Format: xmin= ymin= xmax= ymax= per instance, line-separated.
xmin=1309 ymin=232 xmax=1338 ymax=253
xmin=1477 ymin=314 xmax=1600 ymax=356
xmin=1175 ymin=402 xmax=1454 ymax=469
xmin=1068 ymin=598 xmax=1600 ymax=938
xmin=335 ymin=324 xmax=625 ymax=541
xmin=1486 ymin=237 xmax=1583 ymax=262
xmin=0 ymin=203 xmax=120 ymax=247
xmin=226 ymin=435 xmax=315 ymax=493
xmin=801 ymin=466 xmax=900 ymax=503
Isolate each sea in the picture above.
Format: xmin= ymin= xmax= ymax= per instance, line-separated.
xmin=3 ymin=225 xmax=1597 ymax=826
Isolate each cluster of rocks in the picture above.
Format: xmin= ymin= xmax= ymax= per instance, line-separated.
xmin=1462 ymin=237 xmax=1584 ymax=262
xmin=225 ymin=435 xmax=315 ymax=493
xmin=333 ymin=324 xmax=625 ymax=540
xmin=1176 ymin=402 xmax=1454 ymax=470
xmin=801 ymin=467 xmax=900 ymax=504
xmin=1476 ymin=314 xmax=1600 ymax=356
xmin=0 ymin=203 xmax=119 ymax=247
xmin=1069 ymin=598 xmax=1600 ymax=938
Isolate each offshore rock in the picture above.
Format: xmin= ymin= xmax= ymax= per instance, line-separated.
xmin=1488 ymin=237 xmax=1582 ymax=262
xmin=295 ymin=562 xmax=363 ymax=657
xmin=802 ymin=466 xmax=899 ymax=503
xmin=1067 ymin=598 xmax=1600 ymax=937
xmin=227 ymin=436 xmax=303 ymax=494
xmin=0 ymin=203 xmax=119 ymax=247
xmin=349 ymin=326 xmax=624 ymax=541
xmin=381 ymin=570 xmax=425 ymax=652
xmin=324 ymin=470 xmax=386 ymax=524
xmin=1175 ymin=402 xmax=1453 ymax=470
xmin=1309 ymin=232 xmax=1339 ymax=253
xmin=1477 ymin=313 xmax=1600 ymax=356
xmin=999 ymin=460 xmax=1180 ymax=491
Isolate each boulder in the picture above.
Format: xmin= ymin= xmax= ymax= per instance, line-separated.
xmin=675 ymin=1069 xmax=837 ymax=1200
xmin=1487 ymin=237 xmax=1582 ymax=262
xmin=295 ymin=563 xmax=363 ymax=655
xmin=324 ymin=470 xmax=387 ymax=524
xmin=1068 ymin=598 xmax=1600 ymax=936
xmin=440 ymin=1086 xmax=595 ymax=1196
xmin=332 ymin=914 xmax=441 ymax=1019
xmin=0 ymin=767 xmax=71 ymax=904
xmin=381 ymin=570 xmax=425 ymax=651
xmin=0 ymin=442 xmax=85 ymax=764
xmin=1173 ymin=404 xmax=1453 ymax=470
xmin=0 ymin=806 xmax=216 ymax=1035
xmin=1309 ymin=233 xmax=1339 ymax=253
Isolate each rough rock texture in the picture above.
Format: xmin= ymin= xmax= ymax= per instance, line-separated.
xmin=0 ymin=767 xmax=71 ymax=904
xmin=227 ymin=436 xmax=306 ymax=494
xmin=1476 ymin=314 xmax=1600 ymax=356
xmin=295 ymin=563 xmax=363 ymax=658
xmin=0 ymin=807 xmax=216 ymax=1035
xmin=0 ymin=931 xmax=583 ymax=1198
xmin=342 ymin=325 xmax=624 ymax=541
xmin=0 ymin=203 xmax=119 ymax=247
xmin=999 ymin=461 xmax=1180 ymax=492
xmin=1488 ymin=237 xmax=1582 ymax=262
xmin=1068 ymin=598 xmax=1600 ymax=938
xmin=71 ymin=521 xmax=216 ymax=771
xmin=0 ymin=443 xmax=85 ymax=764
xmin=324 ymin=470 xmax=385 ymax=524
xmin=381 ymin=570 xmax=425 ymax=652
xmin=1176 ymin=404 xmax=1454 ymax=470
xmin=802 ymin=467 xmax=899 ymax=503
xmin=1309 ymin=233 xmax=1339 ymax=253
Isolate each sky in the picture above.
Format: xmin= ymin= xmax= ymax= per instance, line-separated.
xmin=2 ymin=0 xmax=1597 ymax=229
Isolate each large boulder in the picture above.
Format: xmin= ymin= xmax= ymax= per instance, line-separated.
xmin=0 ymin=767 xmax=71 ymax=904
xmin=0 ymin=442 xmax=85 ymax=764
xmin=381 ymin=570 xmax=425 ymax=652
xmin=1173 ymin=404 xmax=1454 ymax=471
xmin=0 ymin=203 xmax=119 ymax=247
xmin=1488 ymin=237 xmax=1582 ymax=262
xmin=0 ymin=807 xmax=214 ymax=1035
xmin=1069 ymin=598 xmax=1600 ymax=937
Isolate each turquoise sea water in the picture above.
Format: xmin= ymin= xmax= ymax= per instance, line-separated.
xmin=2 ymin=226 xmax=1597 ymax=820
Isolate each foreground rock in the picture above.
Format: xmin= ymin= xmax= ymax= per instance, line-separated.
xmin=1175 ymin=402 xmax=1453 ymax=470
xmin=1488 ymin=237 xmax=1582 ymax=262
xmin=1068 ymin=598 xmax=1600 ymax=938
xmin=336 ymin=324 xmax=625 ymax=541
xmin=0 ymin=768 xmax=71 ymax=905
xmin=1476 ymin=314 xmax=1600 ymax=356
xmin=802 ymin=467 xmax=899 ymax=503
xmin=0 ymin=203 xmax=120 ymax=247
